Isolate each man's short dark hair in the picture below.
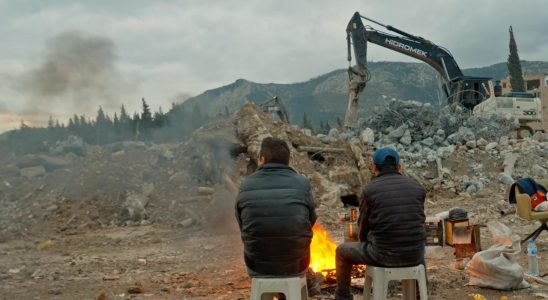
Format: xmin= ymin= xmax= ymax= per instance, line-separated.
xmin=375 ymin=156 xmax=398 ymax=173
xmin=259 ymin=137 xmax=290 ymax=165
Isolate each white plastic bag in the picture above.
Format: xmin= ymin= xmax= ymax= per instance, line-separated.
xmin=465 ymin=221 xmax=530 ymax=290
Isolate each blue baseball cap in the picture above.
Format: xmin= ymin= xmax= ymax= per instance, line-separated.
xmin=373 ymin=147 xmax=400 ymax=165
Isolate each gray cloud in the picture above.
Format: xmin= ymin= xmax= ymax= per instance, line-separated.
xmin=0 ymin=0 xmax=547 ymax=133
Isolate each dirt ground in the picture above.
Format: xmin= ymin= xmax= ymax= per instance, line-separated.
xmin=1 ymin=210 xmax=548 ymax=300
xmin=1 ymin=104 xmax=547 ymax=299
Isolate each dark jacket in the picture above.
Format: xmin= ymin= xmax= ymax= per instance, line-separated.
xmin=508 ymin=177 xmax=547 ymax=204
xmin=235 ymin=163 xmax=317 ymax=275
xmin=358 ymin=170 xmax=426 ymax=267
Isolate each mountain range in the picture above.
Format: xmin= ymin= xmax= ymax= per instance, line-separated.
xmin=173 ymin=60 xmax=548 ymax=127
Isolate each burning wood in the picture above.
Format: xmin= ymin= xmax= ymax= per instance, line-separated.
xmin=321 ymin=265 xmax=366 ymax=284
xmin=309 ymin=224 xmax=365 ymax=285
xmin=309 ymin=224 xmax=337 ymax=275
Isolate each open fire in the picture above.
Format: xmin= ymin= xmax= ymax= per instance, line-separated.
xmin=309 ymin=223 xmax=337 ymax=274
xmin=309 ymin=223 xmax=365 ymax=284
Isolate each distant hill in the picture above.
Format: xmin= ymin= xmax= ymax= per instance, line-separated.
xmin=464 ymin=61 xmax=548 ymax=80
xmin=174 ymin=61 xmax=548 ymax=127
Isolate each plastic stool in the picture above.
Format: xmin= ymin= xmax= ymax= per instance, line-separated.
xmin=363 ymin=264 xmax=428 ymax=300
xmin=250 ymin=275 xmax=308 ymax=300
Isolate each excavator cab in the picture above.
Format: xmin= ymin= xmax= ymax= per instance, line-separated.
xmin=260 ymin=96 xmax=290 ymax=123
xmin=452 ymin=77 xmax=493 ymax=109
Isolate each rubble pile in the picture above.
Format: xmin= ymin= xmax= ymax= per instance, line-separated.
xmin=0 ymin=103 xmax=372 ymax=240
xmin=0 ymin=101 xmax=546 ymax=240
xmin=319 ymin=99 xmax=548 ymax=195
xmin=356 ymin=100 xmax=520 ymax=157
xmin=0 ymin=101 xmax=547 ymax=299
xmin=234 ymin=103 xmax=372 ymax=226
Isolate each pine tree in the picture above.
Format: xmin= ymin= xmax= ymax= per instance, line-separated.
xmin=96 ymin=106 xmax=107 ymax=127
xmin=141 ymin=98 xmax=153 ymax=129
xmin=73 ymin=114 xmax=80 ymax=127
xmin=113 ymin=112 xmax=119 ymax=125
xmin=68 ymin=118 xmax=75 ymax=129
xmin=47 ymin=115 xmax=54 ymax=129
xmin=153 ymin=106 xmax=166 ymax=128
xmin=507 ymin=26 xmax=526 ymax=92
xmin=132 ymin=111 xmax=141 ymax=138
xmin=325 ymin=121 xmax=331 ymax=132
xmin=120 ymin=105 xmax=129 ymax=123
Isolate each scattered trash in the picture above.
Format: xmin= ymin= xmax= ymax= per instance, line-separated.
xmin=127 ymin=282 xmax=144 ymax=294
xmin=468 ymin=293 xmax=486 ymax=300
xmin=38 ymin=239 xmax=54 ymax=251
xmin=466 ymin=221 xmax=529 ymax=290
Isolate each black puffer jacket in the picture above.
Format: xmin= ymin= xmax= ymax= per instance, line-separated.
xmin=358 ymin=170 xmax=426 ymax=267
xmin=235 ymin=163 xmax=317 ymax=275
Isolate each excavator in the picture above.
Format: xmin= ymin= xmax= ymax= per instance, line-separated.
xmin=260 ymin=96 xmax=290 ymax=123
xmin=344 ymin=12 xmax=543 ymax=137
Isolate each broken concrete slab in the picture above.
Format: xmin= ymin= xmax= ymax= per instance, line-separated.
xmin=503 ymin=153 xmax=519 ymax=176
xmin=360 ymin=128 xmax=375 ymax=145
xmin=20 ymin=166 xmax=46 ymax=178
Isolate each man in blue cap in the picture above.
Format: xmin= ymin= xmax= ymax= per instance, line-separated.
xmin=335 ymin=147 xmax=426 ymax=300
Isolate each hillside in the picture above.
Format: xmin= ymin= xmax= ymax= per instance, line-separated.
xmin=176 ymin=61 xmax=548 ymax=126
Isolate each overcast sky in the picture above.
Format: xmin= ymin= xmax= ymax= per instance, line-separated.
xmin=1 ymin=0 xmax=547 ymax=133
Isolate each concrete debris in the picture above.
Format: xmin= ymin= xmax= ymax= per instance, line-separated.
xmin=178 ymin=218 xmax=195 ymax=228
xmin=485 ymin=142 xmax=498 ymax=151
xmin=531 ymin=165 xmax=548 ymax=177
xmin=120 ymin=193 xmax=148 ymax=222
xmin=51 ymin=135 xmax=85 ymax=156
xmin=0 ymin=100 xmax=547 ymax=299
xmin=197 ymin=187 xmax=215 ymax=195
xmin=20 ymin=166 xmax=46 ymax=178
xmin=498 ymin=173 xmax=515 ymax=185
xmin=127 ymin=282 xmax=144 ymax=294
xmin=360 ymin=128 xmax=375 ymax=145
xmin=503 ymin=153 xmax=519 ymax=176
xmin=351 ymin=100 xmax=520 ymax=158
xmin=533 ymin=131 xmax=548 ymax=142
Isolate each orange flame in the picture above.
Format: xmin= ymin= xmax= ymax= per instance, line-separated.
xmin=309 ymin=224 xmax=337 ymax=273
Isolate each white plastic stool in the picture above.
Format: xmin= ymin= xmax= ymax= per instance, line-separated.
xmin=250 ymin=275 xmax=308 ymax=300
xmin=363 ymin=265 xmax=428 ymax=300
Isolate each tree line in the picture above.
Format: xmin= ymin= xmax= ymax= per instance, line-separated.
xmin=10 ymin=98 xmax=211 ymax=154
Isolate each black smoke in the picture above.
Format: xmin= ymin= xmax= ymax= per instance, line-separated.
xmin=25 ymin=31 xmax=124 ymax=113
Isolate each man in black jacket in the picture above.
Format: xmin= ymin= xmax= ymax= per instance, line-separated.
xmin=335 ymin=147 xmax=426 ymax=300
xmin=235 ymin=137 xmax=317 ymax=277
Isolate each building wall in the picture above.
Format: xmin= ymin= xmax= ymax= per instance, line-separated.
xmin=500 ymin=73 xmax=548 ymax=132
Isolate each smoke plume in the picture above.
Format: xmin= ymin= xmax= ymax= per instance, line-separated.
xmin=24 ymin=31 xmax=125 ymax=113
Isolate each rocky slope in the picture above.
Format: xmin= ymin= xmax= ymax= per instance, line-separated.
xmin=175 ymin=61 xmax=548 ymax=126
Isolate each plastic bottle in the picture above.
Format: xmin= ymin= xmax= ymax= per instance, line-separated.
xmin=527 ymin=239 xmax=540 ymax=276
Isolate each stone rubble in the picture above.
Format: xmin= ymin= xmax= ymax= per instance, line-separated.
xmin=320 ymin=99 xmax=548 ymax=195
xmin=0 ymin=100 xmax=546 ymax=240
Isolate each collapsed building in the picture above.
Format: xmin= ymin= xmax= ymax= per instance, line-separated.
xmin=1 ymin=100 xmax=546 ymax=241
xmin=0 ymin=100 xmax=547 ymax=299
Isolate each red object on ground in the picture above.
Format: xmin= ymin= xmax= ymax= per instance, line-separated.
xmin=530 ymin=191 xmax=547 ymax=211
